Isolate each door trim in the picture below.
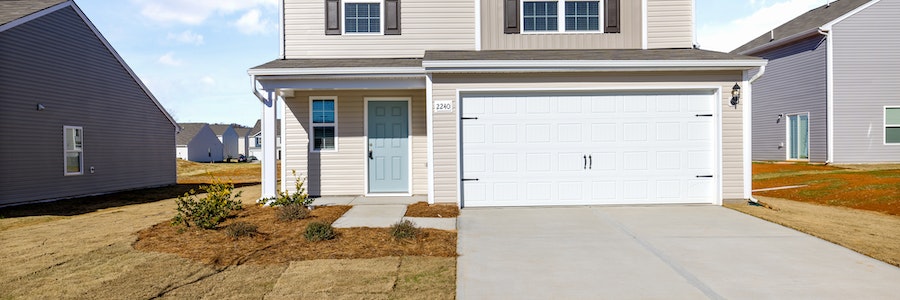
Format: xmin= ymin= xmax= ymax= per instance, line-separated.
xmin=784 ymin=112 xmax=810 ymax=161
xmin=455 ymin=87 xmax=724 ymax=207
xmin=363 ymin=97 xmax=413 ymax=196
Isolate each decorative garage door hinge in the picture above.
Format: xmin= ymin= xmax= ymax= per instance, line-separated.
xmin=461 ymin=117 xmax=478 ymax=120
xmin=461 ymin=178 xmax=480 ymax=182
xmin=696 ymin=175 xmax=714 ymax=178
xmin=695 ymin=114 xmax=713 ymax=117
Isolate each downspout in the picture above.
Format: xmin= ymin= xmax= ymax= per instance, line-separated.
xmin=819 ymin=28 xmax=834 ymax=164
xmin=251 ymin=74 xmax=267 ymax=104
xmin=747 ymin=65 xmax=767 ymax=205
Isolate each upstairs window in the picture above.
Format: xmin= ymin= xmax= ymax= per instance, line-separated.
xmin=311 ymin=98 xmax=337 ymax=151
xmin=506 ymin=0 xmax=619 ymax=34
xmin=886 ymin=107 xmax=900 ymax=144
xmin=345 ymin=2 xmax=381 ymax=33
xmin=64 ymin=126 xmax=83 ymax=175
xmin=325 ymin=0 xmax=401 ymax=35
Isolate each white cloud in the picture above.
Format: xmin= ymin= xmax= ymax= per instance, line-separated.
xmin=158 ymin=52 xmax=183 ymax=66
xmin=234 ymin=9 xmax=273 ymax=35
xmin=134 ymin=0 xmax=276 ymax=25
xmin=167 ymin=30 xmax=204 ymax=45
xmin=698 ymin=0 xmax=823 ymax=52
xmin=200 ymin=76 xmax=216 ymax=86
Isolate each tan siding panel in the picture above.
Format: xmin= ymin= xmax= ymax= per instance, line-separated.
xmin=431 ymin=72 xmax=745 ymax=204
xmin=646 ymin=0 xmax=694 ymax=49
xmin=284 ymin=0 xmax=475 ymax=58
xmin=480 ymin=0 xmax=642 ymax=50
xmin=282 ymin=90 xmax=427 ymax=196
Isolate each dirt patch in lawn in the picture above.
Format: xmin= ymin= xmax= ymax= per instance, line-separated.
xmin=177 ymin=159 xmax=281 ymax=185
xmin=726 ymin=196 xmax=900 ymax=267
xmin=753 ymin=163 xmax=900 ymax=216
xmin=405 ymin=202 xmax=460 ymax=218
xmin=134 ymin=205 xmax=457 ymax=266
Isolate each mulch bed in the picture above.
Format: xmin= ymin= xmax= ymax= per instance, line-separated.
xmin=404 ymin=202 xmax=460 ymax=218
xmin=133 ymin=205 xmax=457 ymax=266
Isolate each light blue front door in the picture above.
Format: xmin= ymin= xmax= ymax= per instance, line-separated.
xmin=368 ymin=101 xmax=409 ymax=193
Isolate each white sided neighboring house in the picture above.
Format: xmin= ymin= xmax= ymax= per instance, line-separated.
xmin=734 ymin=0 xmax=900 ymax=163
xmin=248 ymin=119 xmax=281 ymax=160
xmin=208 ymin=124 xmax=239 ymax=160
xmin=0 ymin=0 xmax=178 ymax=206
xmin=176 ymin=123 xmax=224 ymax=163
xmin=235 ymin=127 xmax=252 ymax=157
xmin=249 ymin=0 xmax=767 ymax=207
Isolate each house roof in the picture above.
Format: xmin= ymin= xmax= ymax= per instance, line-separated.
xmin=207 ymin=124 xmax=233 ymax=136
xmin=176 ymin=123 xmax=207 ymax=145
xmin=234 ymin=127 xmax=252 ymax=137
xmin=424 ymin=49 xmax=762 ymax=61
xmin=250 ymin=119 xmax=281 ymax=136
xmin=0 ymin=0 xmax=66 ymax=26
xmin=731 ymin=0 xmax=872 ymax=54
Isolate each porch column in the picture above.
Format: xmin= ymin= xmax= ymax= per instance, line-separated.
xmin=261 ymin=90 xmax=278 ymax=199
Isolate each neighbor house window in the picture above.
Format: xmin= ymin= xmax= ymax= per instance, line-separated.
xmin=523 ymin=0 xmax=601 ymax=32
xmin=311 ymin=98 xmax=337 ymax=151
xmin=64 ymin=126 xmax=83 ymax=175
xmin=344 ymin=2 xmax=381 ymax=33
xmin=886 ymin=107 xmax=900 ymax=144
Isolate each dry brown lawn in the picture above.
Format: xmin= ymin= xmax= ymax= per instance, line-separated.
xmin=0 ymin=163 xmax=457 ymax=299
xmin=405 ymin=202 xmax=460 ymax=218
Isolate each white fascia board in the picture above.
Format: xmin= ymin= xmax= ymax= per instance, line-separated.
xmin=821 ymin=0 xmax=881 ymax=30
xmin=423 ymin=60 xmax=767 ymax=71
xmin=0 ymin=1 xmax=71 ymax=32
xmin=248 ymin=67 xmax=425 ymax=76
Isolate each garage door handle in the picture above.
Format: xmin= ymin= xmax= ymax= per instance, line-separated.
xmin=696 ymin=175 xmax=714 ymax=178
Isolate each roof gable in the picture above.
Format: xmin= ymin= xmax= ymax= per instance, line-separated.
xmin=732 ymin=0 xmax=873 ymax=54
xmin=0 ymin=0 xmax=66 ymax=27
xmin=176 ymin=123 xmax=208 ymax=145
xmin=208 ymin=124 xmax=235 ymax=136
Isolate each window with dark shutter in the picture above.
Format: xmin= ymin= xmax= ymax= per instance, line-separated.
xmin=504 ymin=0 xmax=520 ymax=34
xmin=604 ymin=0 xmax=620 ymax=33
xmin=385 ymin=0 xmax=401 ymax=35
xmin=325 ymin=0 xmax=341 ymax=35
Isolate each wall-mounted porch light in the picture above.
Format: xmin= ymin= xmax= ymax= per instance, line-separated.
xmin=730 ymin=83 xmax=741 ymax=106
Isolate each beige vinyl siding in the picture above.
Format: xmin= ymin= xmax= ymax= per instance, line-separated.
xmin=282 ymin=90 xmax=427 ymax=196
xmin=480 ymin=0 xmax=642 ymax=50
xmin=646 ymin=0 xmax=694 ymax=49
xmin=283 ymin=0 xmax=475 ymax=58
xmin=431 ymin=71 xmax=745 ymax=203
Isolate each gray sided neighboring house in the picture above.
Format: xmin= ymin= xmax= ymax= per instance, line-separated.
xmin=176 ymin=123 xmax=224 ymax=163
xmin=736 ymin=0 xmax=900 ymax=163
xmin=0 ymin=0 xmax=178 ymax=206
xmin=208 ymin=124 xmax=239 ymax=159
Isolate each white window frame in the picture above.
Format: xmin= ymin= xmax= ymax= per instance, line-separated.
xmin=342 ymin=0 xmax=384 ymax=35
xmin=885 ymin=106 xmax=900 ymax=145
xmin=784 ymin=113 xmax=810 ymax=160
xmin=521 ymin=0 xmax=604 ymax=34
xmin=310 ymin=97 xmax=338 ymax=152
xmin=64 ymin=126 xmax=83 ymax=176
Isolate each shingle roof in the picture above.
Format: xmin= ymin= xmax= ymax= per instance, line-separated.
xmin=176 ymin=123 xmax=207 ymax=145
xmin=207 ymin=124 xmax=233 ymax=136
xmin=0 ymin=0 xmax=66 ymax=26
xmin=250 ymin=119 xmax=281 ymax=136
xmin=424 ymin=49 xmax=762 ymax=61
xmin=251 ymin=58 xmax=423 ymax=70
xmin=731 ymin=0 xmax=871 ymax=54
xmin=234 ymin=127 xmax=252 ymax=137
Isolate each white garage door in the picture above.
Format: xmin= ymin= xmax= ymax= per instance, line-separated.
xmin=461 ymin=92 xmax=718 ymax=207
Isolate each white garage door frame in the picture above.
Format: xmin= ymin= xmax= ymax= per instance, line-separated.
xmin=455 ymin=86 xmax=725 ymax=207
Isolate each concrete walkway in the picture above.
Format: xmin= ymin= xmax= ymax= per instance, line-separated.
xmin=321 ymin=196 xmax=457 ymax=230
xmin=457 ymin=205 xmax=900 ymax=300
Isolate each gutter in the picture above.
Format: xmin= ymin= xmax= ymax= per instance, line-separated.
xmin=738 ymin=28 xmax=821 ymax=56
xmin=251 ymin=74 xmax=267 ymax=104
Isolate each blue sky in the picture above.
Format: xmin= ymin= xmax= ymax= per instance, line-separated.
xmin=75 ymin=0 xmax=825 ymax=127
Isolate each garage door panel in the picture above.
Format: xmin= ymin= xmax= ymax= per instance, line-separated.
xmin=461 ymin=92 xmax=717 ymax=207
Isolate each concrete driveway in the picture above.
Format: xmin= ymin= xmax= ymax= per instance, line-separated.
xmin=457 ymin=205 xmax=900 ymax=299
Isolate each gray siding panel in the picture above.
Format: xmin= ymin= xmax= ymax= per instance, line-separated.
xmin=832 ymin=0 xmax=900 ymax=163
xmin=0 ymin=7 xmax=176 ymax=205
xmin=751 ymin=36 xmax=828 ymax=162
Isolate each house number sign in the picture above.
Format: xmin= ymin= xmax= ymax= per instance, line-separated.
xmin=434 ymin=100 xmax=453 ymax=112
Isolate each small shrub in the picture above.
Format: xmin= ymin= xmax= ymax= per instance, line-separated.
xmin=277 ymin=203 xmax=310 ymax=221
xmin=172 ymin=178 xmax=243 ymax=229
xmin=305 ymin=222 xmax=336 ymax=242
xmin=390 ymin=220 xmax=420 ymax=240
xmin=259 ymin=170 xmax=314 ymax=207
xmin=225 ymin=221 xmax=258 ymax=239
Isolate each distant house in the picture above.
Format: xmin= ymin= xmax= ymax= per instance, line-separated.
xmin=734 ymin=0 xmax=900 ymax=163
xmin=0 ymin=0 xmax=178 ymax=206
xmin=248 ymin=119 xmax=281 ymax=160
xmin=208 ymin=124 xmax=239 ymax=160
xmin=176 ymin=123 xmax=224 ymax=162
xmin=234 ymin=127 xmax=252 ymax=157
